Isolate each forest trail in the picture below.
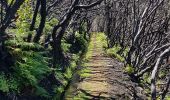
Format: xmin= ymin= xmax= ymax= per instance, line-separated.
xmin=65 ymin=33 xmax=135 ymax=99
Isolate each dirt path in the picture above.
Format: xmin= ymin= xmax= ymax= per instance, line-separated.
xmin=65 ymin=33 xmax=144 ymax=100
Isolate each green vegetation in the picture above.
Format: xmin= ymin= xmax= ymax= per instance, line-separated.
xmin=106 ymin=46 xmax=124 ymax=62
xmin=53 ymin=55 xmax=81 ymax=99
xmin=84 ymin=37 xmax=94 ymax=60
xmin=124 ymin=64 xmax=134 ymax=74
xmin=0 ymin=0 xmax=89 ymax=98
xmin=2 ymin=0 xmax=170 ymax=99
xmin=78 ymin=33 xmax=95 ymax=80
xmin=3 ymin=39 xmax=51 ymax=97
xmin=67 ymin=32 xmax=107 ymax=99
xmin=85 ymin=32 xmax=107 ymax=60
xmin=0 ymin=73 xmax=19 ymax=93
xmin=1 ymin=31 xmax=88 ymax=99
xmin=106 ymin=45 xmax=129 ymax=62
xmin=73 ymin=91 xmax=91 ymax=100
xmin=166 ymin=96 xmax=170 ymax=100
xmin=52 ymin=29 xmax=89 ymax=99
xmin=70 ymin=31 xmax=88 ymax=54
xmin=96 ymin=32 xmax=107 ymax=48
xmin=78 ymin=68 xmax=91 ymax=78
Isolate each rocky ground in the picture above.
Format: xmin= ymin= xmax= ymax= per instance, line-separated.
xmin=65 ymin=33 xmax=147 ymax=100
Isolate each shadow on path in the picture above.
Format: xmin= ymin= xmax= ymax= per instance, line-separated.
xmin=65 ymin=33 xmax=146 ymax=100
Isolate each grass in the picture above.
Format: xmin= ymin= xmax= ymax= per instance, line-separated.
xmin=84 ymin=38 xmax=94 ymax=61
xmin=68 ymin=33 xmax=107 ymax=99
xmin=53 ymin=53 xmax=81 ymax=99
xmin=106 ymin=45 xmax=124 ymax=62
xmin=166 ymin=96 xmax=170 ymax=100
xmin=124 ymin=64 xmax=135 ymax=74
xmin=81 ymin=32 xmax=107 ymax=77
xmin=84 ymin=32 xmax=107 ymax=61
xmin=78 ymin=68 xmax=92 ymax=78
xmin=96 ymin=32 xmax=107 ymax=48
xmin=73 ymin=91 xmax=91 ymax=100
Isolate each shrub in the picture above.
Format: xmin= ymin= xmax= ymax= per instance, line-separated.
xmin=0 ymin=73 xmax=19 ymax=93
xmin=106 ymin=46 xmax=125 ymax=62
xmin=4 ymin=40 xmax=51 ymax=97
xmin=70 ymin=32 xmax=88 ymax=54
xmin=124 ymin=64 xmax=134 ymax=74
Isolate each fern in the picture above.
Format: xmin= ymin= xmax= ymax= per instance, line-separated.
xmin=6 ymin=40 xmax=44 ymax=51
xmin=4 ymin=38 xmax=51 ymax=97
xmin=0 ymin=73 xmax=20 ymax=93
xmin=0 ymin=73 xmax=9 ymax=92
xmin=35 ymin=86 xmax=50 ymax=98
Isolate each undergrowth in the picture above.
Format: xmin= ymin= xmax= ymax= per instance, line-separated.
xmin=0 ymin=1 xmax=90 ymax=99
xmin=4 ymin=40 xmax=51 ymax=97
xmin=106 ymin=45 xmax=128 ymax=62
xmin=53 ymin=31 xmax=89 ymax=99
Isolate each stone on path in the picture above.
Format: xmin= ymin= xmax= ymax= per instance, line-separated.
xmin=66 ymin=33 xmax=147 ymax=100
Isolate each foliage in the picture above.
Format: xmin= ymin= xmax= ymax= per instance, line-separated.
xmin=61 ymin=40 xmax=71 ymax=53
xmin=73 ymin=91 xmax=91 ymax=99
xmin=0 ymin=73 xmax=19 ymax=93
xmin=124 ymin=64 xmax=134 ymax=74
xmin=53 ymin=54 xmax=81 ymax=99
xmin=53 ymin=85 xmax=65 ymax=100
xmin=44 ymin=18 xmax=59 ymax=34
xmin=10 ymin=0 xmax=34 ymax=39
xmin=0 ymin=0 xmax=99 ymax=99
xmin=166 ymin=96 xmax=170 ymax=100
xmin=70 ymin=31 xmax=88 ymax=54
xmin=84 ymin=39 xmax=93 ymax=61
xmin=4 ymin=39 xmax=51 ymax=97
xmin=106 ymin=45 xmax=125 ymax=62
xmin=96 ymin=32 xmax=107 ymax=48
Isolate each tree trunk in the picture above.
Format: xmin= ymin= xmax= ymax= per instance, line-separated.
xmin=52 ymin=38 xmax=64 ymax=67
xmin=52 ymin=25 xmax=65 ymax=68
xmin=30 ymin=0 xmax=40 ymax=31
xmin=33 ymin=0 xmax=46 ymax=43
